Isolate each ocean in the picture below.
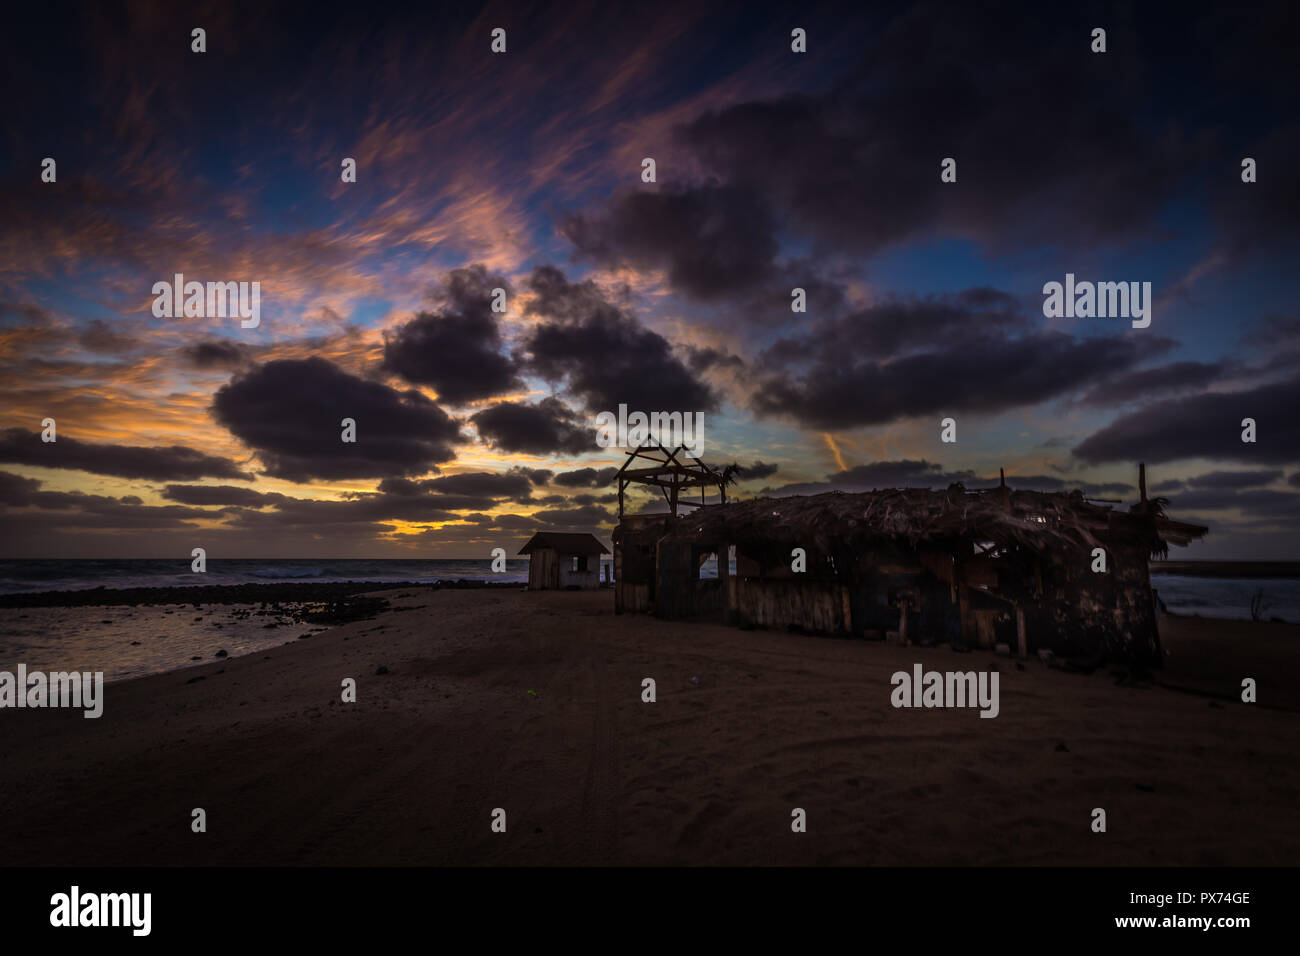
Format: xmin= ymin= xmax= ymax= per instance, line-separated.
xmin=0 ymin=557 xmax=562 ymax=593
xmin=0 ymin=558 xmax=1294 ymax=622
xmin=1149 ymin=573 xmax=1300 ymax=623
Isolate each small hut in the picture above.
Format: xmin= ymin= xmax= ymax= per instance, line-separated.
xmin=518 ymin=532 xmax=609 ymax=590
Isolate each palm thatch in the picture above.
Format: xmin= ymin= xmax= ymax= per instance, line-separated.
xmin=664 ymin=484 xmax=1206 ymax=560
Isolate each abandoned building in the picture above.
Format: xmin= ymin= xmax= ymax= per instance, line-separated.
xmin=611 ymin=455 xmax=1207 ymax=669
xmin=519 ymin=532 xmax=609 ymax=590
xmin=611 ymin=442 xmax=735 ymax=614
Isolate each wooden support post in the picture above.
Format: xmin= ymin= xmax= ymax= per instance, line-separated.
xmin=719 ymin=542 xmax=733 ymax=625
xmin=1016 ymin=606 xmax=1027 ymax=658
xmin=1139 ymin=462 xmax=1148 ymax=503
xmin=899 ymin=601 xmax=909 ymax=645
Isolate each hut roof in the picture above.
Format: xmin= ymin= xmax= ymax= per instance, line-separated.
xmin=518 ymin=532 xmax=610 ymax=556
xmin=661 ymin=486 xmax=1207 ymax=560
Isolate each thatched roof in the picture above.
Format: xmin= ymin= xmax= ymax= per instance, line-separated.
xmin=661 ymin=485 xmax=1207 ymax=560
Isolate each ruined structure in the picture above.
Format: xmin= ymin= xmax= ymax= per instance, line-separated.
xmin=612 ymin=465 xmax=1207 ymax=669
xmin=611 ymin=443 xmax=735 ymax=614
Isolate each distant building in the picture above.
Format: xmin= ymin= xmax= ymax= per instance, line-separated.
xmin=518 ymin=532 xmax=610 ymax=590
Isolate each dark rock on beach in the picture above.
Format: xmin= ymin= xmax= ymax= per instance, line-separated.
xmin=301 ymin=596 xmax=391 ymax=625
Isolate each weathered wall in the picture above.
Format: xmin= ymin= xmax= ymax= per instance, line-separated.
xmin=655 ymin=539 xmax=695 ymax=619
xmin=1029 ymin=540 xmax=1160 ymax=667
xmin=614 ymin=516 xmax=668 ymax=613
xmin=616 ymin=582 xmax=651 ymax=613
xmin=732 ymin=577 xmax=849 ymax=633
xmin=527 ymin=549 xmax=558 ymax=590
xmin=528 ymin=550 xmax=601 ymax=590
xmin=558 ymin=564 xmax=601 ymax=589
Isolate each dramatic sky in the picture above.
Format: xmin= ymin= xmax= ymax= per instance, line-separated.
xmin=2 ymin=0 xmax=1297 ymax=559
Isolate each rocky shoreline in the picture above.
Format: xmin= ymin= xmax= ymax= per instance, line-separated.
xmin=0 ymin=578 xmax=524 ymax=609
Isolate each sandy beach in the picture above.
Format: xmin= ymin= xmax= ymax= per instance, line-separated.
xmin=2 ymin=587 xmax=1297 ymax=866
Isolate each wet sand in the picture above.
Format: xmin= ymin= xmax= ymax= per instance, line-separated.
xmin=1 ymin=588 xmax=1297 ymax=865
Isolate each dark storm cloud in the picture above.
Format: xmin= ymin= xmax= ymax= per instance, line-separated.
xmin=212 ymin=357 xmax=462 ymax=481
xmin=684 ymin=345 xmax=745 ymax=374
xmin=0 ymin=471 xmax=212 ymax=529
xmin=834 ymin=460 xmax=976 ymax=487
xmin=0 ymin=510 xmax=204 ymax=534
xmin=566 ymin=493 xmax=618 ymax=506
xmin=562 ymin=195 xmax=853 ymax=318
xmin=1210 ymin=124 xmax=1300 ymax=264
xmin=380 ymin=265 xmax=521 ymax=404
xmin=0 ymin=428 xmax=253 ymax=481
xmin=550 ymin=2 xmax=1300 ymax=318
xmin=373 ymin=478 xmax=438 ymax=495
xmin=396 ymin=471 xmax=533 ymax=501
xmin=557 ymin=5 xmax=1248 ymax=303
xmin=758 ymin=295 xmax=1028 ymax=368
xmin=766 ymin=459 xmax=975 ymax=495
xmin=1074 ymin=376 xmax=1300 ymax=466
xmin=529 ymin=504 xmax=616 ymax=528
xmin=741 ymin=460 xmax=778 ymax=481
xmin=561 ymin=184 xmax=779 ymax=300
xmin=1187 ymin=470 xmax=1284 ymax=490
xmin=750 ymin=294 xmax=1173 ymax=429
xmin=181 ymin=339 xmax=251 ymax=370
xmin=487 ymin=514 xmax=544 ymax=532
xmin=470 ymin=396 xmax=595 ymax=456
xmin=161 ymin=484 xmax=283 ymax=507
xmin=553 ymin=466 xmax=619 ymax=489
xmin=1241 ymin=314 xmax=1300 ymax=349
xmin=369 ymin=472 xmax=554 ymax=511
xmin=217 ymin=477 xmax=619 ymax=531
xmin=508 ymin=466 xmax=554 ymax=485
xmin=442 ymin=512 xmax=548 ymax=536
xmin=675 ymin=31 xmax=1180 ymax=256
xmin=165 ymin=475 xmax=541 ymax=530
xmin=6 ymin=468 xmax=586 ymax=540
xmin=1164 ymin=487 xmax=1300 ymax=520
xmin=1076 ymin=360 xmax=1230 ymax=407
xmin=521 ymin=266 xmax=718 ymax=413
xmin=0 ymin=471 xmax=42 ymax=500
xmin=222 ymin=492 xmax=486 ymax=528
xmin=763 ymin=460 xmax=1132 ymax=498
xmin=524 ymin=264 xmax=631 ymax=320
